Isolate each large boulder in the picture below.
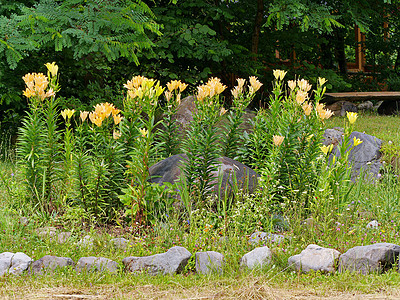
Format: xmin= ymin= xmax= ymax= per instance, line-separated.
xmin=288 ymin=244 xmax=341 ymax=273
xmin=0 ymin=252 xmax=32 ymax=276
xmin=123 ymin=246 xmax=191 ymax=275
xmin=174 ymin=96 xmax=196 ymax=132
xmin=323 ymin=129 xmax=383 ymax=180
xmin=240 ymin=246 xmax=272 ymax=269
xmin=338 ymin=243 xmax=400 ymax=274
xmin=76 ymin=256 xmax=118 ymax=273
xmin=149 ymin=154 xmax=259 ymax=196
xmin=326 ymin=101 xmax=357 ymax=116
xmin=29 ymin=255 xmax=74 ymax=275
xmin=248 ymin=231 xmax=285 ymax=245
xmin=195 ymin=251 xmax=224 ymax=275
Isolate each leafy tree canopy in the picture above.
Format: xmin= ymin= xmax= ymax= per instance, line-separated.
xmin=0 ymin=0 xmax=160 ymax=69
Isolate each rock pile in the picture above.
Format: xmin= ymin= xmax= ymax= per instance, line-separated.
xmin=2 ymin=232 xmax=400 ymax=277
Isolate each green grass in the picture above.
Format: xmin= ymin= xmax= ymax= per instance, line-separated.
xmin=326 ymin=114 xmax=400 ymax=145
xmin=2 ymin=114 xmax=400 ymax=299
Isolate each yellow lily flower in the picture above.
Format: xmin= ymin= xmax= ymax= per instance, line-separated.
xmin=237 ymin=78 xmax=246 ymax=91
xmin=318 ymin=77 xmax=327 ymax=86
xmin=288 ymin=80 xmax=296 ymax=90
xmin=196 ymin=85 xmax=209 ymax=102
xmin=302 ymin=102 xmax=313 ymax=116
xmin=164 ymin=90 xmax=173 ymax=102
xmin=179 ymin=82 xmax=188 ymax=93
xmin=249 ymin=76 xmax=263 ymax=93
xmin=113 ymin=130 xmax=121 ymax=140
xmin=167 ymin=80 xmax=179 ymax=92
xmin=89 ymin=112 xmax=103 ymax=127
xmin=347 ymin=112 xmax=358 ymax=124
xmin=23 ymin=88 xmax=35 ymax=98
xmin=353 ymin=137 xmax=363 ymax=146
xmin=80 ymin=111 xmax=89 ymax=122
xmin=296 ymin=90 xmax=307 ymax=105
xmin=22 ymin=73 xmax=35 ymax=90
xmin=61 ymin=109 xmax=75 ymax=120
xmin=320 ymin=144 xmax=334 ymax=155
xmin=155 ymin=82 xmax=165 ymax=97
xmin=297 ymin=79 xmax=312 ymax=92
xmin=139 ymin=128 xmax=148 ymax=137
xmin=273 ymin=135 xmax=285 ymax=146
xmin=113 ymin=114 xmax=123 ymax=125
xmin=272 ymin=70 xmax=287 ymax=81
xmin=44 ymin=62 xmax=58 ymax=77
xmin=127 ymin=89 xmax=137 ymax=99
xmin=231 ymin=86 xmax=240 ymax=99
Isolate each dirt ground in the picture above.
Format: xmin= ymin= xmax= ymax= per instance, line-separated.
xmin=4 ymin=284 xmax=400 ymax=300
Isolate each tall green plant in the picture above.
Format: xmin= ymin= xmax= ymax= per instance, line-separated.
xmin=83 ymin=103 xmax=125 ymax=222
xmin=315 ymin=112 xmax=364 ymax=215
xmin=17 ymin=62 xmax=61 ymax=214
xmin=245 ymin=71 xmax=333 ymax=208
xmin=221 ymin=77 xmax=261 ymax=159
xmin=181 ymin=78 xmax=227 ymax=203
xmin=119 ymin=75 xmax=164 ymax=227
xmin=157 ymin=80 xmax=188 ymax=158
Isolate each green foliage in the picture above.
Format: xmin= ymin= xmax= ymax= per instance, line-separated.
xmin=16 ymin=67 xmax=62 ymax=216
xmin=120 ymin=76 xmax=164 ymax=226
xmin=267 ymin=0 xmax=343 ymax=33
xmin=0 ymin=0 xmax=160 ymax=69
xmin=240 ymin=72 xmax=330 ymax=209
xmin=156 ymin=83 xmax=187 ymax=158
xmin=221 ymin=78 xmax=258 ymax=159
xmin=181 ymin=78 xmax=226 ymax=202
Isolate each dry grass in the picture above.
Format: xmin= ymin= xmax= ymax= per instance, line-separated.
xmin=4 ymin=282 xmax=400 ymax=300
xmin=2 ymin=273 xmax=400 ymax=300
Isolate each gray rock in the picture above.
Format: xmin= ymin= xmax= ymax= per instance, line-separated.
xmin=149 ymin=154 xmax=259 ymax=198
xmin=0 ymin=259 xmax=11 ymax=276
xmin=10 ymin=252 xmax=33 ymax=275
xmin=323 ymin=129 xmax=383 ymax=181
xmin=374 ymin=101 xmax=384 ymax=111
xmin=123 ymin=246 xmax=191 ymax=275
xmin=111 ymin=238 xmax=129 ymax=250
xmin=29 ymin=255 xmax=74 ymax=275
xmin=357 ymin=101 xmax=374 ymax=111
xmin=36 ymin=227 xmax=57 ymax=239
xmin=0 ymin=252 xmax=13 ymax=276
xmin=288 ymin=244 xmax=340 ymax=273
xmin=19 ymin=217 xmax=29 ymax=225
xmin=366 ymin=220 xmax=379 ymax=229
xmin=339 ymin=243 xmax=400 ymax=274
xmin=0 ymin=252 xmax=14 ymax=260
xmin=240 ymin=246 xmax=272 ymax=269
xmin=326 ymin=101 xmax=343 ymax=116
xmin=249 ymin=231 xmax=285 ymax=245
xmin=76 ymin=256 xmax=118 ymax=273
xmin=340 ymin=101 xmax=358 ymax=116
xmin=77 ymin=235 xmax=94 ymax=248
xmin=322 ymin=128 xmax=343 ymax=147
xmin=195 ymin=251 xmax=224 ymax=275
xmin=302 ymin=217 xmax=317 ymax=229
xmin=174 ymin=95 xmax=196 ymax=132
xmin=57 ymin=232 xmax=72 ymax=244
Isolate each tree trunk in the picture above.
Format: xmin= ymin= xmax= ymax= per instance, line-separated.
xmin=334 ymin=28 xmax=347 ymax=74
xmin=251 ymin=0 xmax=264 ymax=59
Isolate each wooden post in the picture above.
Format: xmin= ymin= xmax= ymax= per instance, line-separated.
xmin=355 ymin=25 xmax=366 ymax=72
